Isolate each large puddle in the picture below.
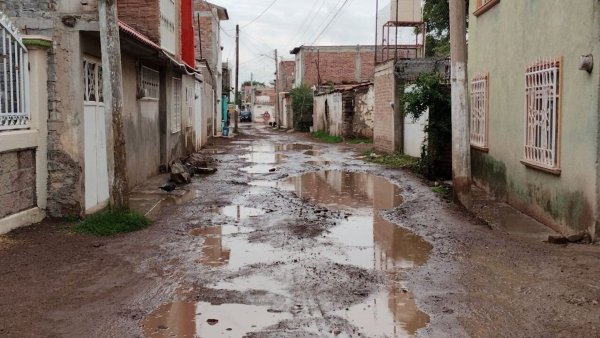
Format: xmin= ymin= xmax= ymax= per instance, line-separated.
xmin=142 ymin=301 xmax=292 ymax=338
xmin=280 ymin=171 xmax=432 ymax=336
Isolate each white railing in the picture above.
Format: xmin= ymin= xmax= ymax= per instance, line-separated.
xmin=140 ymin=66 xmax=159 ymax=99
xmin=470 ymin=73 xmax=488 ymax=149
xmin=0 ymin=13 xmax=29 ymax=131
xmin=524 ymin=58 xmax=561 ymax=170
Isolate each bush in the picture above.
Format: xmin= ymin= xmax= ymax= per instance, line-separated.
xmin=72 ymin=208 xmax=150 ymax=236
xmin=290 ymin=84 xmax=314 ymax=132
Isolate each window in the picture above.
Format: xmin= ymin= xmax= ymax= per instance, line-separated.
xmin=140 ymin=66 xmax=159 ymax=99
xmin=474 ymin=0 xmax=500 ymax=17
xmin=185 ymin=87 xmax=193 ymax=128
xmin=83 ymin=58 xmax=103 ymax=103
xmin=0 ymin=16 xmax=29 ymax=131
xmin=171 ymin=77 xmax=182 ymax=133
xmin=523 ymin=58 xmax=561 ymax=173
xmin=470 ymin=73 xmax=488 ymax=150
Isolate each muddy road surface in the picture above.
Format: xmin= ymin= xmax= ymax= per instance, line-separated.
xmin=1 ymin=124 xmax=599 ymax=338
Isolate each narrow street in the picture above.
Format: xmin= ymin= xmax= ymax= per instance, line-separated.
xmin=1 ymin=125 xmax=599 ymax=337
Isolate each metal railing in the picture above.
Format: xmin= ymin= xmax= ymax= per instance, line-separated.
xmin=0 ymin=13 xmax=29 ymax=131
xmin=470 ymin=73 xmax=488 ymax=149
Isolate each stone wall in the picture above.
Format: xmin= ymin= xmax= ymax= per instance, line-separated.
xmin=0 ymin=150 xmax=36 ymax=219
xmin=374 ymin=61 xmax=398 ymax=153
xmin=353 ymin=85 xmax=374 ymax=139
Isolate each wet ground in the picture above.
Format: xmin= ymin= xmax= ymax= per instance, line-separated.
xmin=1 ymin=124 xmax=600 ymax=337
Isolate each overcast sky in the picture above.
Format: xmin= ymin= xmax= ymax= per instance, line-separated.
xmin=213 ymin=0 xmax=393 ymax=84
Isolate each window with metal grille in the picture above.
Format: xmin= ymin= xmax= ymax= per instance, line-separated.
xmin=171 ymin=77 xmax=182 ymax=133
xmin=140 ymin=66 xmax=159 ymax=99
xmin=523 ymin=58 xmax=561 ymax=171
xmin=474 ymin=0 xmax=500 ymax=16
xmin=0 ymin=14 xmax=29 ymax=131
xmin=470 ymin=73 xmax=488 ymax=149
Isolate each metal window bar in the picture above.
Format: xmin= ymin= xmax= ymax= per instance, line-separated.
xmin=171 ymin=77 xmax=182 ymax=133
xmin=0 ymin=14 xmax=29 ymax=131
xmin=470 ymin=74 xmax=488 ymax=148
xmin=140 ymin=66 xmax=160 ymax=99
xmin=524 ymin=58 xmax=560 ymax=169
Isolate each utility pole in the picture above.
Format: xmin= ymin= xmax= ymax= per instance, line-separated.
xmin=234 ymin=24 xmax=239 ymax=134
xmin=449 ymin=0 xmax=472 ymax=209
xmin=98 ymin=0 xmax=129 ymax=209
xmin=274 ymin=49 xmax=279 ymax=128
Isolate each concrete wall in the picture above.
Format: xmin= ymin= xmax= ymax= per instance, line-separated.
xmin=122 ymin=55 xmax=161 ymax=188
xmin=313 ymin=92 xmax=343 ymax=136
xmin=374 ymin=60 xmax=401 ymax=153
xmin=0 ymin=150 xmax=36 ymax=219
xmin=252 ymin=104 xmax=275 ymax=124
xmin=468 ymin=0 xmax=600 ymax=236
xmin=353 ymin=85 xmax=375 ymax=139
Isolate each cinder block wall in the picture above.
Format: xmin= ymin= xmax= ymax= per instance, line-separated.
xmin=298 ymin=47 xmax=375 ymax=87
xmin=374 ymin=61 xmax=397 ymax=153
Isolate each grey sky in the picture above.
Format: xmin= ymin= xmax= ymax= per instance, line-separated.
xmin=214 ymin=0 xmax=392 ymax=84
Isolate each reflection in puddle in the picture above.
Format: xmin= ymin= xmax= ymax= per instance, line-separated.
xmin=306 ymin=160 xmax=332 ymax=166
xmin=243 ymin=143 xmax=317 ymax=153
xmin=303 ymin=150 xmax=321 ymax=156
xmin=190 ymin=226 xmax=286 ymax=269
xmin=280 ymin=171 xmax=431 ymax=335
xmin=214 ymin=275 xmax=289 ymax=297
xmin=248 ymin=180 xmax=282 ymax=188
xmin=130 ymin=190 xmax=197 ymax=220
xmin=239 ymin=152 xmax=287 ymax=164
xmin=239 ymin=164 xmax=277 ymax=174
xmin=211 ymin=205 xmax=266 ymax=220
xmin=142 ymin=301 xmax=292 ymax=338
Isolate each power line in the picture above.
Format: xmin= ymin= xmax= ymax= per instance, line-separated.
xmin=311 ymin=0 xmax=354 ymax=45
xmin=241 ymin=0 xmax=280 ymax=29
xmin=300 ymin=0 xmax=344 ymax=45
xmin=289 ymin=0 xmax=322 ymax=46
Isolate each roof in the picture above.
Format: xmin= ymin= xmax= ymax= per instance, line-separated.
xmin=314 ymin=82 xmax=373 ymax=96
xmin=118 ymin=20 xmax=161 ymax=51
xmin=205 ymin=1 xmax=229 ymax=20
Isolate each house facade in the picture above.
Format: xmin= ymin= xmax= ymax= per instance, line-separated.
xmin=0 ymin=0 xmax=223 ymax=229
xmin=468 ymin=0 xmax=600 ymax=238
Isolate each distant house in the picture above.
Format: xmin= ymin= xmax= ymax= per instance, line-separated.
xmin=290 ymin=45 xmax=376 ymax=89
xmin=468 ymin=0 xmax=600 ymax=239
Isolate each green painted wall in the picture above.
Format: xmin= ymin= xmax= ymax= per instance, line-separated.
xmin=468 ymin=0 xmax=600 ymax=235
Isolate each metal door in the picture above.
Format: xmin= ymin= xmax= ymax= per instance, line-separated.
xmin=83 ymin=57 xmax=109 ymax=212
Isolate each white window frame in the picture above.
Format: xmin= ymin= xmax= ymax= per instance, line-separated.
xmin=185 ymin=86 xmax=193 ymax=128
xmin=171 ymin=77 xmax=182 ymax=133
xmin=470 ymin=73 xmax=489 ymax=150
xmin=140 ymin=66 xmax=159 ymax=99
xmin=0 ymin=14 xmax=29 ymax=132
xmin=523 ymin=58 xmax=562 ymax=173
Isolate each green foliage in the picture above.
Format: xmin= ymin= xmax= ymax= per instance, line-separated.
xmin=405 ymin=73 xmax=452 ymax=179
xmin=290 ymin=84 xmax=314 ymax=131
xmin=422 ymin=0 xmax=469 ymax=57
xmin=431 ymin=185 xmax=452 ymax=200
xmin=72 ymin=208 xmax=150 ymax=236
xmin=242 ymin=80 xmax=266 ymax=87
xmin=312 ymin=130 xmax=343 ymax=143
xmin=362 ymin=149 xmax=420 ymax=170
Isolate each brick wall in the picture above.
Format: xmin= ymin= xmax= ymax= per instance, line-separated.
xmin=374 ymin=61 xmax=397 ymax=153
xmin=296 ymin=47 xmax=375 ymax=87
xmin=278 ymin=61 xmax=295 ymax=92
xmin=117 ymin=0 xmax=160 ymax=43
xmin=0 ymin=150 xmax=36 ymax=219
xmin=193 ymin=1 xmax=215 ymax=66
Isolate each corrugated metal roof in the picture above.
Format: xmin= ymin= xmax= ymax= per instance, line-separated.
xmin=118 ymin=20 xmax=161 ymax=51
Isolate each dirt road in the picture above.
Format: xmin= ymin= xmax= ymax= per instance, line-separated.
xmin=1 ymin=125 xmax=599 ymax=337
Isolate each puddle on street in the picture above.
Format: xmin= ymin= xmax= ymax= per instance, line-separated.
xmin=190 ymin=226 xmax=287 ymax=269
xmin=279 ymin=171 xmax=432 ymax=335
xmin=142 ymin=301 xmax=292 ymax=338
xmin=213 ymin=274 xmax=290 ymax=297
xmin=248 ymin=180 xmax=282 ymax=188
xmin=303 ymin=150 xmax=321 ymax=156
xmin=239 ymin=152 xmax=287 ymax=164
xmin=209 ymin=205 xmax=266 ymax=220
xmin=239 ymin=164 xmax=278 ymax=174
xmin=243 ymin=143 xmax=317 ymax=153
xmin=307 ymin=160 xmax=332 ymax=166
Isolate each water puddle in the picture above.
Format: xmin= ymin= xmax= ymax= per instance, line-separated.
xmin=239 ymin=152 xmax=287 ymax=164
xmin=130 ymin=190 xmax=197 ymax=220
xmin=303 ymin=150 xmax=321 ymax=156
xmin=279 ymin=171 xmax=432 ymax=335
xmin=239 ymin=164 xmax=278 ymax=174
xmin=243 ymin=143 xmax=317 ymax=153
xmin=307 ymin=160 xmax=332 ymax=166
xmin=142 ymin=301 xmax=292 ymax=338
xmin=213 ymin=274 xmax=290 ymax=297
xmin=209 ymin=205 xmax=266 ymax=220
xmin=248 ymin=180 xmax=282 ymax=188
xmin=190 ymin=226 xmax=288 ymax=269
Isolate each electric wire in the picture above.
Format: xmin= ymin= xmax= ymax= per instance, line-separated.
xmin=310 ymin=0 xmax=354 ymax=45
xmin=241 ymin=0 xmax=280 ymax=29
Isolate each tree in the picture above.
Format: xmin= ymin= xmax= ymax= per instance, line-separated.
xmin=242 ymin=80 xmax=265 ymax=87
xmin=423 ymin=0 xmax=450 ymax=57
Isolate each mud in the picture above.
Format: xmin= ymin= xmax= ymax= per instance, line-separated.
xmin=1 ymin=124 xmax=599 ymax=338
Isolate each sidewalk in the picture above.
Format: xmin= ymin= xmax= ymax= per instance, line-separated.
xmin=471 ymin=186 xmax=559 ymax=242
